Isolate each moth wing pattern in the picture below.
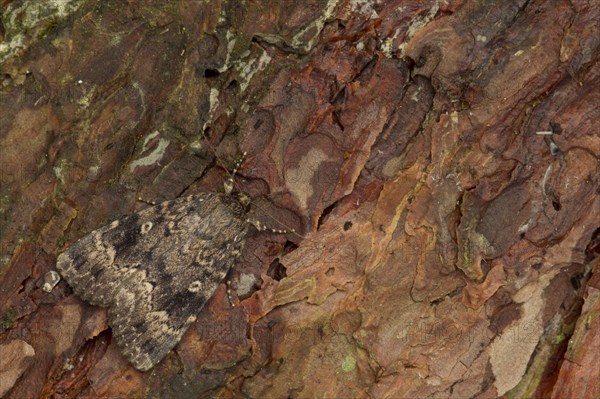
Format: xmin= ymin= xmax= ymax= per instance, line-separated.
xmin=56 ymin=192 xmax=249 ymax=371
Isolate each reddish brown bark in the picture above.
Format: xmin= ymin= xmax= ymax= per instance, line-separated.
xmin=1 ymin=1 xmax=598 ymax=398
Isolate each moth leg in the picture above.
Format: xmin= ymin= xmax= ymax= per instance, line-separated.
xmin=137 ymin=197 xmax=157 ymax=206
xmin=223 ymin=266 xmax=239 ymax=308
xmin=42 ymin=270 xmax=61 ymax=292
xmin=226 ymin=280 xmax=236 ymax=307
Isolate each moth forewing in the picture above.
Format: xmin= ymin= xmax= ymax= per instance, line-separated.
xmin=55 ymin=192 xmax=251 ymax=371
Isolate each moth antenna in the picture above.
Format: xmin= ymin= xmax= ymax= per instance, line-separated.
xmin=200 ymin=132 xmax=304 ymax=239
xmin=224 ymin=152 xmax=246 ymax=194
xmin=245 ymin=217 xmax=303 ymax=238
xmin=199 ymin=131 xmax=244 ymax=192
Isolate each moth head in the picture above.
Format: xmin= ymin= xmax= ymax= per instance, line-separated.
xmin=236 ymin=192 xmax=251 ymax=210
xmin=223 ymin=178 xmax=234 ymax=195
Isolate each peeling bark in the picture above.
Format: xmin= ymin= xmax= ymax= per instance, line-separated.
xmin=1 ymin=1 xmax=598 ymax=398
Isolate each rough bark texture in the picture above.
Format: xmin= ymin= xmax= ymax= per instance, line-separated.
xmin=1 ymin=1 xmax=599 ymax=398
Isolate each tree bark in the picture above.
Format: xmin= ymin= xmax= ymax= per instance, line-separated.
xmin=0 ymin=1 xmax=598 ymax=398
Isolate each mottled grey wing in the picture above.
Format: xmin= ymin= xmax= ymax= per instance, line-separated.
xmin=56 ymin=192 xmax=248 ymax=371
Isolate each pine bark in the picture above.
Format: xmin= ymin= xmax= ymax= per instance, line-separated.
xmin=0 ymin=1 xmax=598 ymax=398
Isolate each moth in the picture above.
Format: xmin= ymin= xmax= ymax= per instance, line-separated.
xmin=56 ymin=159 xmax=286 ymax=371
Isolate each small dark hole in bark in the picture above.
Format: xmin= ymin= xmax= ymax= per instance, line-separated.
xmin=344 ymin=221 xmax=353 ymax=231
xmin=267 ymin=258 xmax=287 ymax=281
xmin=317 ymin=202 xmax=337 ymax=230
xmin=570 ymin=273 xmax=583 ymax=290
xmin=552 ymin=199 xmax=561 ymax=211
xmin=317 ymin=325 xmax=325 ymax=337
xmin=549 ymin=121 xmax=562 ymax=135
xmin=204 ymin=68 xmax=220 ymax=78
xmin=283 ymin=240 xmax=298 ymax=254
xmin=227 ymin=79 xmax=238 ymax=90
